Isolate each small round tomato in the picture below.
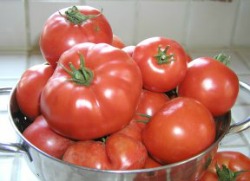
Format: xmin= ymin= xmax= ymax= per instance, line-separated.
xmin=23 ymin=115 xmax=73 ymax=159
xmin=16 ymin=63 xmax=54 ymax=120
xmin=178 ymin=55 xmax=239 ymax=116
xmin=142 ymin=97 xmax=216 ymax=164
xmin=133 ymin=37 xmax=187 ymax=92
xmin=40 ymin=42 xmax=142 ymax=141
xmin=200 ymin=151 xmax=250 ymax=181
xmin=40 ymin=5 xmax=113 ymax=67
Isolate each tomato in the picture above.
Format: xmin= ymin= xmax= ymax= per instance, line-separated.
xmin=132 ymin=37 xmax=187 ymax=92
xmin=178 ymin=55 xmax=239 ymax=116
xmin=40 ymin=42 xmax=142 ymax=140
xmin=200 ymin=151 xmax=250 ymax=181
xmin=111 ymin=34 xmax=125 ymax=48
xmin=63 ymin=132 xmax=147 ymax=170
xmin=142 ymin=97 xmax=216 ymax=164
xmin=16 ymin=63 xmax=54 ymax=120
xmin=40 ymin=5 xmax=113 ymax=68
xmin=122 ymin=45 xmax=135 ymax=57
xmin=23 ymin=115 xmax=73 ymax=159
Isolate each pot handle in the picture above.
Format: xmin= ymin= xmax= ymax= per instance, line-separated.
xmin=0 ymin=87 xmax=32 ymax=160
xmin=228 ymin=81 xmax=250 ymax=134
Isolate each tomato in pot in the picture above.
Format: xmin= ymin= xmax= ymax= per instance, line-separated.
xmin=178 ymin=54 xmax=239 ymax=116
xmin=16 ymin=63 xmax=54 ymax=120
xmin=62 ymin=131 xmax=148 ymax=170
xmin=40 ymin=6 xmax=113 ymax=68
xmin=40 ymin=42 xmax=142 ymax=141
xmin=142 ymin=97 xmax=216 ymax=164
xmin=132 ymin=37 xmax=187 ymax=92
xmin=23 ymin=115 xmax=73 ymax=159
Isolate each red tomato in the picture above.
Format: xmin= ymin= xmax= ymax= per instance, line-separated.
xmin=200 ymin=151 xmax=250 ymax=181
xmin=178 ymin=56 xmax=239 ymax=116
xmin=40 ymin=42 xmax=142 ymax=140
xmin=142 ymin=97 xmax=216 ymax=164
xmin=63 ymin=132 xmax=147 ymax=170
xmin=16 ymin=64 xmax=54 ymax=120
xmin=122 ymin=45 xmax=135 ymax=57
xmin=132 ymin=37 xmax=187 ymax=92
xmin=111 ymin=34 xmax=125 ymax=48
xmin=23 ymin=115 xmax=73 ymax=159
xmin=40 ymin=6 xmax=113 ymax=67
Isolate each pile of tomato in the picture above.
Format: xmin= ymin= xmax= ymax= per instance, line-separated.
xmin=15 ymin=5 xmax=250 ymax=180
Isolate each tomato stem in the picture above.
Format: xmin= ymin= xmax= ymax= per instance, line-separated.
xmin=214 ymin=53 xmax=230 ymax=66
xmin=60 ymin=6 xmax=102 ymax=25
xmin=216 ymin=164 xmax=246 ymax=181
xmin=154 ymin=45 xmax=175 ymax=65
xmin=60 ymin=53 xmax=94 ymax=86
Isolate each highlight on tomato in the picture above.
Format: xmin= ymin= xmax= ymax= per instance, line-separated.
xmin=40 ymin=42 xmax=143 ymax=141
xmin=40 ymin=5 xmax=113 ymax=68
xmin=133 ymin=36 xmax=187 ymax=93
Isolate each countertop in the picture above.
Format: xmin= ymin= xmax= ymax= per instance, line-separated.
xmin=0 ymin=48 xmax=250 ymax=181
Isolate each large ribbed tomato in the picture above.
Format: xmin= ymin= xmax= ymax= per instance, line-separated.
xmin=40 ymin=5 xmax=113 ymax=68
xmin=40 ymin=42 xmax=142 ymax=141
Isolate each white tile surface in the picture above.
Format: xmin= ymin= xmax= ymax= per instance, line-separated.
xmin=186 ymin=1 xmax=238 ymax=49
xmin=232 ymin=0 xmax=250 ymax=47
xmin=0 ymin=1 xmax=27 ymax=50
xmin=135 ymin=1 xmax=188 ymax=45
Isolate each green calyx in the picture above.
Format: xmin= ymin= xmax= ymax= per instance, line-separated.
xmin=60 ymin=53 xmax=94 ymax=86
xmin=154 ymin=45 xmax=175 ymax=65
xmin=216 ymin=164 xmax=246 ymax=181
xmin=214 ymin=53 xmax=230 ymax=66
xmin=61 ymin=6 xmax=102 ymax=25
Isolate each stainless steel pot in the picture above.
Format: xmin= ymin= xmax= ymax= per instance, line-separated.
xmin=0 ymin=81 xmax=250 ymax=181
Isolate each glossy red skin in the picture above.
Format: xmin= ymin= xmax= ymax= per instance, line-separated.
xmin=178 ymin=57 xmax=239 ymax=116
xmin=111 ymin=34 xmax=125 ymax=49
xmin=40 ymin=42 xmax=142 ymax=141
xmin=122 ymin=45 xmax=135 ymax=57
xmin=142 ymin=97 xmax=216 ymax=164
xmin=133 ymin=37 xmax=187 ymax=92
xmin=63 ymin=132 xmax=147 ymax=170
xmin=23 ymin=115 xmax=73 ymax=159
xmin=40 ymin=5 xmax=113 ymax=68
xmin=106 ymin=133 xmax=148 ymax=170
xmin=200 ymin=151 xmax=250 ymax=181
xmin=16 ymin=64 xmax=54 ymax=120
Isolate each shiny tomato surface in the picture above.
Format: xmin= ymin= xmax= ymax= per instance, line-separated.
xmin=40 ymin=6 xmax=113 ymax=67
xmin=40 ymin=42 xmax=142 ymax=140
xmin=23 ymin=115 xmax=73 ymax=159
xmin=133 ymin=37 xmax=187 ymax=92
xmin=178 ymin=56 xmax=239 ymax=116
xmin=200 ymin=151 xmax=250 ymax=181
xmin=142 ymin=97 xmax=216 ymax=164
xmin=16 ymin=63 xmax=54 ymax=120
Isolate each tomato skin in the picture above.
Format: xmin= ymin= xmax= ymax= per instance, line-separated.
xmin=63 ymin=132 xmax=147 ymax=170
xmin=142 ymin=97 xmax=216 ymax=164
xmin=178 ymin=57 xmax=239 ymax=116
xmin=133 ymin=37 xmax=187 ymax=92
xmin=106 ymin=133 xmax=148 ymax=170
xmin=23 ymin=115 xmax=73 ymax=159
xmin=63 ymin=141 xmax=111 ymax=169
xmin=122 ymin=45 xmax=135 ymax=57
xmin=111 ymin=34 xmax=125 ymax=49
xmin=200 ymin=151 xmax=250 ymax=181
xmin=40 ymin=6 xmax=113 ymax=67
xmin=40 ymin=42 xmax=142 ymax=141
xmin=16 ymin=64 xmax=54 ymax=120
